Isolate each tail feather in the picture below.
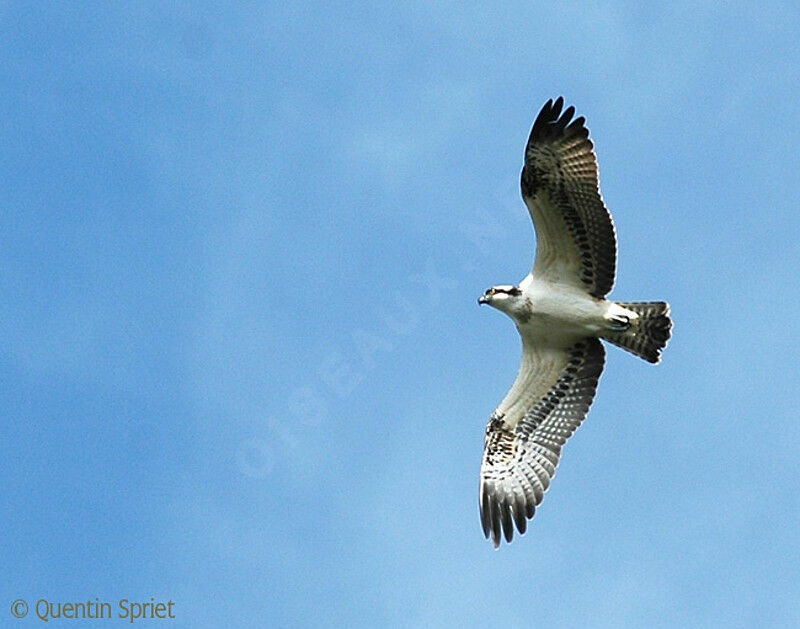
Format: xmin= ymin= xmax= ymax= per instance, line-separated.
xmin=604 ymin=301 xmax=672 ymax=364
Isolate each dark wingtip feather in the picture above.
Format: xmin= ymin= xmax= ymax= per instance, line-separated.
xmin=481 ymin=485 xmax=538 ymax=548
xmin=552 ymin=96 xmax=564 ymax=116
xmin=566 ymin=115 xmax=585 ymax=131
xmin=530 ymin=98 xmax=555 ymax=142
xmin=500 ymin=499 xmax=514 ymax=543
xmin=480 ymin=487 xmax=491 ymax=539
xmin=512 ymin=498 xmax=528 ymax=534
xmin=488 ymin=496 xmax=501 ymax=548
xmin=491 ymin=514 xmax=501 ymax=549
xmin=529 ymin=96 xmax=584 ymax=145
xmin=559 ymin=105 xmax=575 ymax=128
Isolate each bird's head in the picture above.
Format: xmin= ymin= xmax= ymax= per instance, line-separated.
xmin=478 ymin=285 xmax=527 ymax=318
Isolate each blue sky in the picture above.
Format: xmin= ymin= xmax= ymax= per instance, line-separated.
xmin=3 ymin=2 xmax=800 ymax=627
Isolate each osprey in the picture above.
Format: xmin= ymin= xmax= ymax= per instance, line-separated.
xmin=478 ymin=97 xmax=672 ymax=547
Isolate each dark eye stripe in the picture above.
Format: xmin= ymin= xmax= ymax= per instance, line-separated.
xmin=489 ymin=286 xmax=521 ymax=296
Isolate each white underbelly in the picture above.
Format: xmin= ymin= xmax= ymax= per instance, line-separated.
xmin=519 ymin=280 xmax=607 ymax=343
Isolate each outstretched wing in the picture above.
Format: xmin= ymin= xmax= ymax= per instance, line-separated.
xmin=479 ymin=338 xmax=605 ymax=547
xmin=521 ymin=97 xmax=617 ymax=298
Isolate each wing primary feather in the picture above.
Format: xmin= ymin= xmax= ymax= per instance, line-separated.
xmin=530 ymin=98 xmax=555 ymax=146
xmin=500 ymin=499 xmax=514 ymax=543
xmin=480 ymin=485 xmax=491 ymax=539
xmin=529 ymin=98 xmax=574 ymax=146
xmin=558 ymin=105 xmax=575 ymax=131
xmin=490 ymin=500 xmax=501 ymax=548
xmin=512 ymin=495 xmax=528 ymax=534
xmin=525 ymin=500 xmax=535 ymax=519
xmin=552 ymin=96 xmax=564 ymax=118
xmin=519 ymin=464 xmax=545 ymax=504
xmin=566 ymin=115 xmax=587 ymax=135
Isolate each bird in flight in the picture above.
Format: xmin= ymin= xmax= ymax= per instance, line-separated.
xmin=478 ymin=97 xmax=672 ymax=548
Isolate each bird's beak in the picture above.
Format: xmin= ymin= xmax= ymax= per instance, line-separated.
xmin=478 ymin=295 xmax=489 ymax=305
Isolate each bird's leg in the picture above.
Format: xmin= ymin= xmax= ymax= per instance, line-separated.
xmin=605 ymin=313 xmax=631 ymax=331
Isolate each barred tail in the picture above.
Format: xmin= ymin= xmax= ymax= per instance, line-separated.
xmin=603 ymin=302 xmax=672 ymax=364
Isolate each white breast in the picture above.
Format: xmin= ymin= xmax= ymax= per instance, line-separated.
xmin=519 ymin=275 xmax=608 ymax=344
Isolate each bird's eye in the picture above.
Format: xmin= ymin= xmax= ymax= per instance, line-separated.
xmin=489 ymin=288 xmax=496 ymax=295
